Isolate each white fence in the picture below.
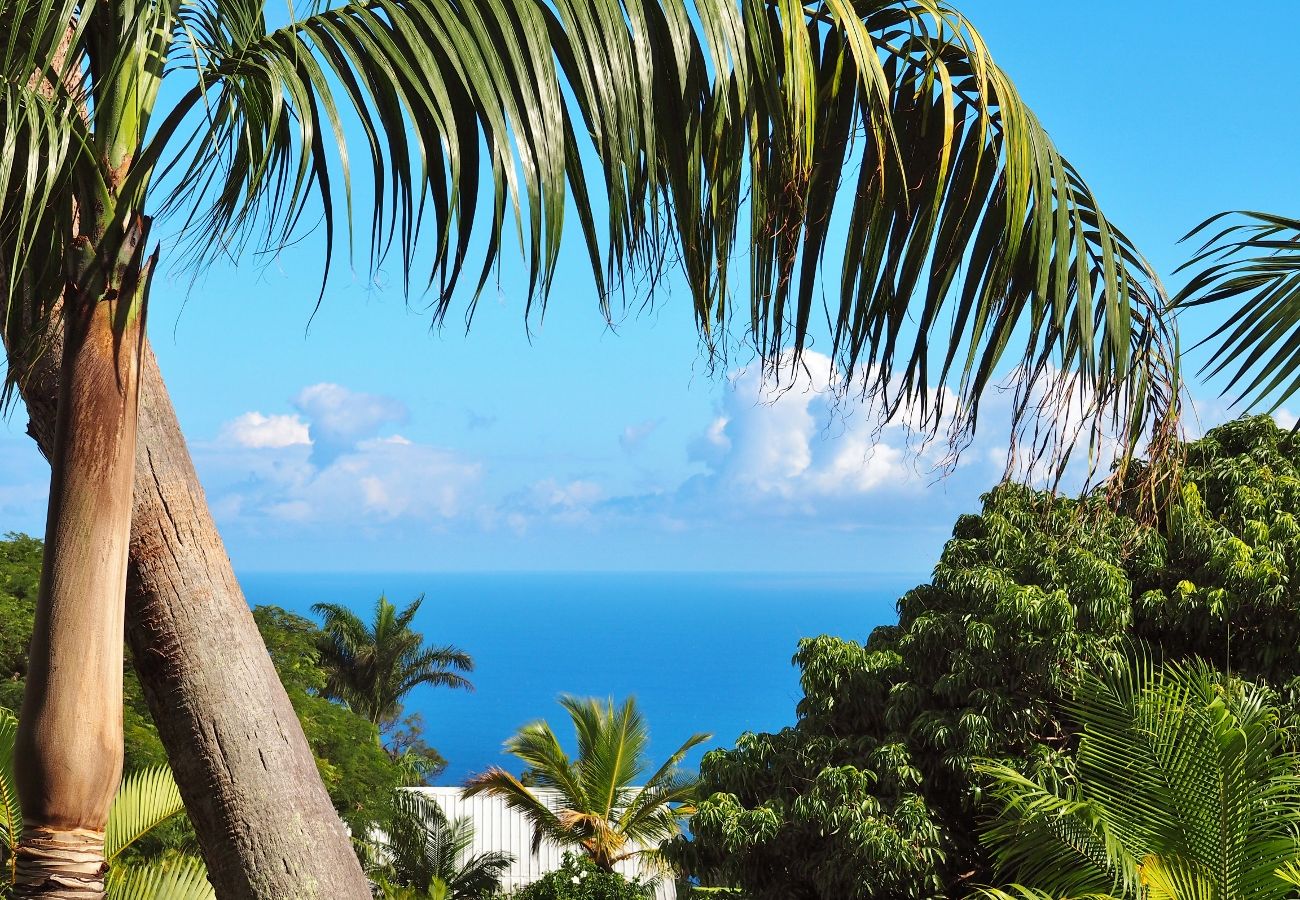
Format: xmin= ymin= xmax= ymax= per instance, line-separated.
xmin=413 ymin=787 xmax=677 ymax=900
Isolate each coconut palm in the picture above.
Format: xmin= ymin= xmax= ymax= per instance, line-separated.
xmin=378 ymin=791 xmax=513 ymax=900
xmin=0 ymin=708 xmax=214 ymax=900
xmin=312 ymin=595 xmax=473 ymax=728
xmin=969 ymin=658 xmax=1300 ymax=900
xmin=0 ymin=0 xmax=1175 ymax=894
xmin=464 ymin=696 xmax=709 ymax=871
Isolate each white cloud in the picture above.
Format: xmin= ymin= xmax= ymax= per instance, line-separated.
xmin=293 ymin=383 xmax=407 ymax=464
xmin=218 ymin=412 xmax=311 ymax=449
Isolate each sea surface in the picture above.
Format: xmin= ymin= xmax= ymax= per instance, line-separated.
xmin=238 ymin=571 xmax=918 ymax=784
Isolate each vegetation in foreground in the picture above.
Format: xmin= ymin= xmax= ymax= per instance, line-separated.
xmin=973 ymin=657 xmax=1300 ymax=900
xmin=680 ymin=416 xmax=1300 ymax=899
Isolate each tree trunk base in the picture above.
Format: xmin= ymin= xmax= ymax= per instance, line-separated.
xmin=13 ymin=826 xmax=106 ymax=899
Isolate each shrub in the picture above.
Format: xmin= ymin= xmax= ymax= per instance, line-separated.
xmin=509 ymin=855 xmax=652 ymax=900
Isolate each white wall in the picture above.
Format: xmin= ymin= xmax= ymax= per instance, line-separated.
xmin=413 ymin=787 xmax=677 ymax=900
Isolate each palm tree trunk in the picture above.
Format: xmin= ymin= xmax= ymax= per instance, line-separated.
xmin=12 ymin=227 xmax=150 ymax=898
xmin=16 ymin=332 xmax=371 ymax=899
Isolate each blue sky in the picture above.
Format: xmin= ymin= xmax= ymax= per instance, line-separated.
xmin=2 ymin=0 xmax=1297 ymax=573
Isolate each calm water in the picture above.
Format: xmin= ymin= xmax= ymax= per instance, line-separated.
xmin=238 ymin=571 xmax=916 ymax=784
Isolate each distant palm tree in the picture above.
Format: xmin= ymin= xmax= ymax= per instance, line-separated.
xmin=971 ymin=658 xmax=1300 ymax=900
xmin=312 ymin=596 xmax=473 ymax=727
xmin=465 ymin=696 xmax=709 ymax=872
xmin=379 ymin=791 xmax=513 ymax=900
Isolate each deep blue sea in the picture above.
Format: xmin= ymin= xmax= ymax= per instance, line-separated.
xmin=238 ymin=572 xmax=917 ymax=784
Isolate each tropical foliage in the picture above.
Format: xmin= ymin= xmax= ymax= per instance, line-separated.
xmin=0 ymin=708 xmax=213 ymax=900
xmin=0 ymin=542 xmax=442 ymax=851
xmin=375 ymin=790 xmax=513 ymax=900
xmin=679 ymin=415 xmax=1300 ymax=899
xmin=509 ymin=854 xmax=651 ymax=900
xmin=972 ymin=658 xmax=1300 ymax=900
xmin=312 ymin=596 xmax=473 ymax=728
xmin=466 ymin=696 xmax=708 ymax=871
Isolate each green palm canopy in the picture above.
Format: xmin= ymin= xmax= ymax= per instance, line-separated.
xmin=464 ymin=695 xmax=709 ymax=871
xmin=1 ymin=0 xmax=1172 ymax=459
xmin=971 ymin=658 xmax=1300 ymax=900
xmin=312 ymin=595 xmax=473 ymax=726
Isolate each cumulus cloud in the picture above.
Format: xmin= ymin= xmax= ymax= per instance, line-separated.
xmin=690 ymin=353 xmax=966 ymax=509
xmin=206 ymin=385 xmax=479 ymax=534
xmin=293 ymin=383 xmax=408 ymax=465
xmin=218 ymin=412 xmax=311 ymax=449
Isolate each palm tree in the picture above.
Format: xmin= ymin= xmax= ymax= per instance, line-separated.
xmin=379 ymin=791 xmax=513 ymax=900
xmin=0 ymin=708 xmax=214 ymax=900
xmin=0 ymin=0 xmax=1174 ymax=894
xmin=970 ymin=658 xmax=1300 ymax=900
xmin=312 ymin=596 xmax=473 ymax=728
xmin=465 ymin=696 xmax=709 ymax=872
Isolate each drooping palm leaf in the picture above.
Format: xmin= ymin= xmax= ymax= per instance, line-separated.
xmin=1174 ymin=212 xmax=1300 ymax=412
xmin=3 ymin=0 xmax=1172 ymax=470
xmin=104 ymin=764 xmax=188 ymax=863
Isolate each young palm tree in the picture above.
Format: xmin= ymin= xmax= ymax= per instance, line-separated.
xmin=970 ymin=658 xmax=1300 ymax=900
xmin=380 ymin=791 xmax=513 ymax=900
xmin=0 ymin=0 xmax=1176 ymax=895
xmin=312 ymin=596 xmax=473 ymax=728
xmin=465 ymin=696 xmax=709 ymax=871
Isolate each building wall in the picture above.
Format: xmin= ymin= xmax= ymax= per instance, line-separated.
xmin=413 ymin=787 xmax=677 ymax=900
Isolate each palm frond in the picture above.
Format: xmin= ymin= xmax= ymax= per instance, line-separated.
xmin=462 ymin=766 xmax=569 ymax=855
xmin=105 ymin=854 xmax=215 ymax=900
xmin=104 ymin=765 xmax=188 ymax=863
xmin=0 ymin=707 xmax=19 ymax=881
xmin=130 ymin=0 xmax=1167 ymax=468
xmin=1174 ymin=211 xmax=1300 ymax=412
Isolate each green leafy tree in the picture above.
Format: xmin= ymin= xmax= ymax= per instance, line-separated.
xmin=681 ymin=416 xmax=1300 ymax=900
xmin=312 ymin=596 xmax=473 ymax=729
xmin=466 ymin=697 xmax=708 ymax=872
xmin=378 ymin=791 xmax=512 ymax=900
xmin=252 ymin=606 xmax=433 ymax=837
xmin=972 ymin=658 xmax=1300 ymax=900
xmin=510 ymin=854 xmax=651 ymax=900
xmin=0 ymin=0 xmax=1172 ymax=888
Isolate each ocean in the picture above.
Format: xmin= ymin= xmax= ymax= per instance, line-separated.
xmin=239 ymin=571 xmax=917 ymax=784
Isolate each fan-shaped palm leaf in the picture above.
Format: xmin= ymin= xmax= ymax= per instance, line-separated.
xmin=973 ymin=658 xmax=1300 ymax=900
xmin=104 ymin=855 xmax=215 ymax=900
xmin=104 ymin=765 xmax=187 ymax=863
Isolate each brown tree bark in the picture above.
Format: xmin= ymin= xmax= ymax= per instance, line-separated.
xmin=16 ymin=335 xmax=372 ymax=899
xmin=13 ymin=268 xmax=145 ymax=900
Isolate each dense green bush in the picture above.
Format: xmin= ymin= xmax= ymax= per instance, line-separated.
xmin=681 ymin=416 xmax=1300 ymax=900
xmin=509 ymin=855 xmax=652 ymax=900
